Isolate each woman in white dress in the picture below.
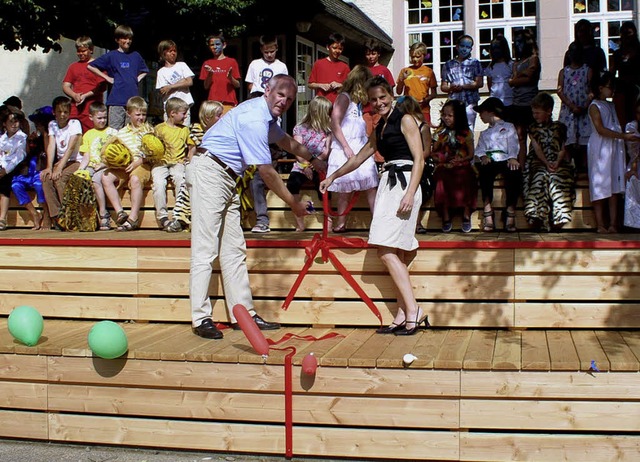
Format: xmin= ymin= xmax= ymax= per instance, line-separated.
xmin=327 ymin=65 xmax=379 ymax=232
xmin=588 ymin=71 xmax=640 ymax=233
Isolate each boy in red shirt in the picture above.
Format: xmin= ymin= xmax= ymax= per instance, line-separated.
xmin=62 ymin=36 xmax=106 ymax=132
xmin=308 ymin=33 xmax=350 ymax=104
xmin=199 ymin=33 xmax=241 ymax=114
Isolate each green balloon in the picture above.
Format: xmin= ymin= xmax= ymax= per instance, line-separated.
xmin=88 ymin=321 xmax=128 ymax=359
xmin=8 ymin=305 xmax=44 ymax=346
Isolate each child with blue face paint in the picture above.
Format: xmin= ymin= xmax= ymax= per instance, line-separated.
xmin=441 ymin=35 xmax=483 ymax=130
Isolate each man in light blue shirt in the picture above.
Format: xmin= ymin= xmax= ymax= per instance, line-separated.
xmin=190 ymin=74 xmax=326 ymax=339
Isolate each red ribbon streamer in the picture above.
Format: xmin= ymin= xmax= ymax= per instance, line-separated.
xmin=270 ymin=345 xmax=296 ymax=458
xmin=282 ymin=189 xmax=383 ymax=326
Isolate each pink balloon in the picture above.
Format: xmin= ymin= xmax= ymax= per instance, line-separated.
xmin=302 ymin=352 xmax=317 ymax=375
xmin=232 ymin=304 xmax=269 ymax=356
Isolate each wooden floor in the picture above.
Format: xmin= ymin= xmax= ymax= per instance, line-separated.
xmin=1 ymin=230 xmax=639 ymax=461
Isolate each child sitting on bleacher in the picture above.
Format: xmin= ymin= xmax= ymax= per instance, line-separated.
xmin=101 ymin=96 xmax=154 ymax=231
xmin=523 ymin=92 xmax=575 ymax=231
xmin=165 ymin=100 xmax=223 ymax=233
xmin=623 ymin=99 xmax=640 ymax=229
xmin=0 ymin=106 xmax=28 ymax=230
xmin=152 ymin=97 xmax=195 ymax=230
xmin=78 ymin=102 xmax=117 ymax=230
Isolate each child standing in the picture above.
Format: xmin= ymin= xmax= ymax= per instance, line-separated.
xmin=166 ymin=100 xmax=224 ymax=233
xmin=441 ymin=35 xmax=484 ymax=130
xmin=308 ymin=33 xmax=350 ymax=104
xmin=327 ymin=65 xmax=378 ymax=233
xmin=624 ymin=100 xmax=640 ymax=228
xmin=0 ymin=107 xmax=28 ymax=230
xmin=484 ymin=35 xmax=513 ymax=116
xmin=431 ymin=99 xmax=476 ymax=233
xmin=101 ymin=96 xmax=154 ymax=231
xmin=40 ymin=96 xmax=83 ymax=229
xmin=199 ymin=33 xmax=240 ymax=114
xmin=557 ymin=41 xmax=593 ymax=173
xmin=155 ymin=40 xmax=195 ymax=126
xmin=62 ymin=36 xmax=107 ymax=132
xmin=78 ymin=102 xmax=117 ymax=230
xmin=524 ymin=92 xmax=575 ymax=231
xmin=87 ymin=25 xmax=148 ymax=130
xmin=245 ymin=35 xmax=288 ymax=98
xmin=152 ymin=97 xmax=195 ymax=230
xmin=287 ymin=95 xmax=333 ymax=232
xmin=474 ymin=97 xmax=521 ymax=232
xmin=587 ymin=72 xmax=640 ymax=233
xmin=396 ymin=42 xmax=438 ymax=126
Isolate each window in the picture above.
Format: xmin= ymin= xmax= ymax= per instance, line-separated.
xmin=477 ymin=1 xmax=538 ymax=68
xmin=406 ymin=0 xmax=464 ymax=81
xmin=570 ymin=0 xmax=634 ymax=65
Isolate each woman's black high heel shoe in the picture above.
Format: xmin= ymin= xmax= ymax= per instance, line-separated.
xmin=376 ymin=322 xmax=406 ymax=334
xmin=395 ymin=311 xmax=430 ymax=336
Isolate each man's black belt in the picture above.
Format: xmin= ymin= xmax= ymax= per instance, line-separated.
xmin=195 ymin=147 xmax=239 ymax=181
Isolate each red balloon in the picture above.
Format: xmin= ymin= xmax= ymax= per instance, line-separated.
xmin=232 ymin=304 xmax=270 ymax=356
xmin=302 ymin=352 xmax=317 ymax=375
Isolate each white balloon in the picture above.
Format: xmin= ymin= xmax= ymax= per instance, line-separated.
xmin=403 ymin=353 xmax=417 ymax=364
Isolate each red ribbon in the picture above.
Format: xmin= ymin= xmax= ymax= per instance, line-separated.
xmin=282 ymin=187 xmax=383 ymax=326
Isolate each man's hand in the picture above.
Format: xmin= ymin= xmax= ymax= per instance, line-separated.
xmin=292 ymin=201 xmax=308 ymax=217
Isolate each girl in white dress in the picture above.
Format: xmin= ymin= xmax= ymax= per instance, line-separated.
xmin=327 ymin=65 xmax=379 ymax=232
xmin=587 ymin=72 xmax=640 ymax=233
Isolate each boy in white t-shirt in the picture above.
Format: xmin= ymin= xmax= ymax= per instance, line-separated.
xmin=40 ymin=96 xmax=83 ymax=229
xmin=245 ymin=35 xmax=288 ymax=98
xmin=156 ymin=40 xmax=195 ymax=126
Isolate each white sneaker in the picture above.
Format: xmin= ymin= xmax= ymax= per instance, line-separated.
xmin=251 ymin=224 xmax=270 ymax=233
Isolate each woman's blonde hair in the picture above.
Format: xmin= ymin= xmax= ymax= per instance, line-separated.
xmin=300 ymin=96 xmax=332 ymax=133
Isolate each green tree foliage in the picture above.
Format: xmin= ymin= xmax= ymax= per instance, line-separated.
xmin=0 ymin=0 xmax=256 ymax=53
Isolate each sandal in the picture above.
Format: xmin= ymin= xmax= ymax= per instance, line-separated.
xmin=158 ymin=217 xmax=170 ymax=230
xmin=0 ymin=218 xmax=7 ymax=231
xmin=165 ymin=220 xmax=183 ymax=233
xmin=99 ymin=213 xmax=111 ymax=231
xmin=505 ymin=210 xmax=517 ymax=233
xmin=117 ymin=217 xmax=140 ymax=232
xmin=482 ymin=210 xmax=495 ymax=232
xmin=332 ymin=225 xmax=347 ymax=233
xmin=115 ymin=210 xmax=129 ymax=226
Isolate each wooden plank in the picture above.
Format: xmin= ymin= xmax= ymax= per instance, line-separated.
xmin=492 ymin=330 xmax=521 ymax=370
xmin=571 ymin=330 xmax=610 ymax=371
xmin=376 ymin=331 xmax=423 ymax=368
xmin=460 ymin=371 xmax=640 ymax=399
xmin=206 ymin=328 xmax=261 ymax=363
xmin=0 ymin=293 xmax=138 ymax=320
xmin=460 ymin=433 xmax=640 ymax=462
xmin=239 ymin=327 xmax=310 ymax=365
xmin=0 ymin=246 xmax=137 ymax=270
xmin=22 ymin=320 xmax=89 ymax=356
xmin=411 ymin=329 xmax=449 ymax=368
xmin=515 ymin=249 xmax=640 ymax=273
xmin=349 ymin=330 xmax=397 ymax=368
xmin=0 ymin=353 xmax=47 ymax=380
xmin=0 ymin=269 xmax=138 ymax=295
xmin=0 ymin=410 xmax=48 ymax=439
xmin=620 ymin=331 xmax=640 ymax=363
xmin=434 ymin=330 xmax=473 ymax=369
xmin=461 ymin=399 xmax=640 ymax=431
xmin=463 ymin=330 xmax=496 ymax=370
xmin=596 ymin=330 xmax=640 ymax=371
xmin=130 ymin=324 xmax=192 ymax=360
xmin=521 ymin=330 xmax=550 ymax=371
xmin=0 ymin=319 xmax=16 ymax=353
xmin=515 ymin=302 xmax=640 ymax=328
xmin=321 ymin=329 xmax=376 ymax=367
xmin=546 ymin=330 xmax=580 ymax=371
xmin=0 ymin=381 xmax=47 ymax=410
xmin=516 ymin=275 xmax=640 ymax=300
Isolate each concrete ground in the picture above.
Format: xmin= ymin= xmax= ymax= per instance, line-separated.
xmin=0 ymin=439 xmax=354 ymax=462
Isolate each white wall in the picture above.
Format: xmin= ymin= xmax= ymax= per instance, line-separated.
xmin=0 ymin=37 xmax=106 ymax=119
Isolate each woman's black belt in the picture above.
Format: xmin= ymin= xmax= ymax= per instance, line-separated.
xmin=383 ymin=163 xmax=413 ymax=190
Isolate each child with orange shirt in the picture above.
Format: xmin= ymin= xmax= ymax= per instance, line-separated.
xmin=396 ymin=42 xmax=438 ymax=126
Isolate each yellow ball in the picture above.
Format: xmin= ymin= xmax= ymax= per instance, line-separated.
xmin=141 ymin=133 xmax=165 ymax=162
xmin=102 ymin=142 xmax=132 ymax=168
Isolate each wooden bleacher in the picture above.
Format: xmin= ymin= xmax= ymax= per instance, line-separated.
xmin=1 ymin=177 xmax=640 ymax=460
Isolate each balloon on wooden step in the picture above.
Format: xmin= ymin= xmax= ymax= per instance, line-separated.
xmin=302 ymin=352 xmax=317 ymax=375
xmin=8 ymin=305 xmax=44 ymax=346
xmin=88 ymin=320 xmax=128 ymax=359
xmin=232 ymin=304 xmax=269 ymax=357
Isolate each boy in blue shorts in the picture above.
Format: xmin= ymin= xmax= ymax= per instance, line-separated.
xmin=88 ymin=25 xmax=148 ymax=130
